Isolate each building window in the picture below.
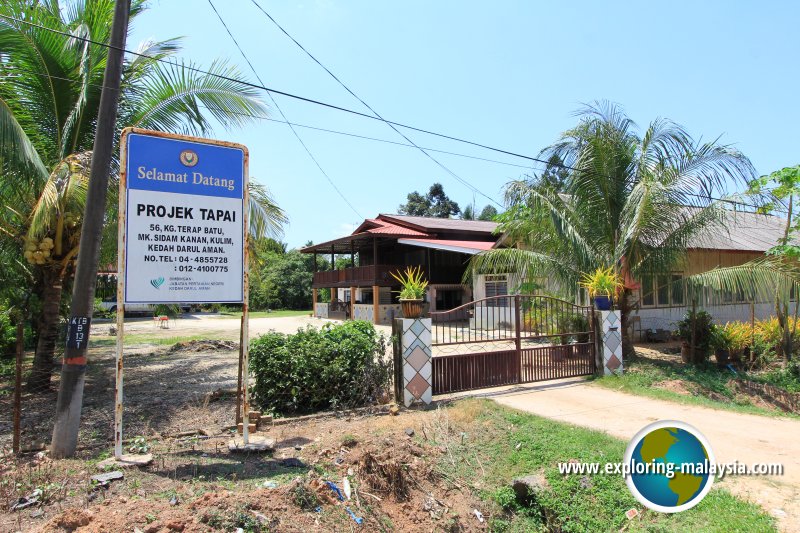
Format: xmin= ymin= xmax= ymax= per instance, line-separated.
xmin=671 ymin=274 xmax=685 ymax=306
xmin=436 ymin=289 xmax=463 ymax=311
xmin=379 ymin=287 xmax=393 ymax=304
xmin=640 ymin=274 xmax=654 ymax=307
xmin=485 ymin=275 xmax=508 ymax=306
xmin=639 ymin=273 xmax=684 ymax=308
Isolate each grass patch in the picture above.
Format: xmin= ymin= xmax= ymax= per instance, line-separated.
xmin=89 ymin=333 xmax=213 ymax=348
xmin=592 ymin=352 xmax=798 ymax=418
xmin=218 ymin=309 xmax=311 ymax=319
xmin=439 ymin=399 xmax=774 ymax=532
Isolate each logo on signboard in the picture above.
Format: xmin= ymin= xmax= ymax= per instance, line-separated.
xmin=150 ymin=277 xmax=165 ymax=289
xmin=179 ymin=149 xmax=199 ymax=167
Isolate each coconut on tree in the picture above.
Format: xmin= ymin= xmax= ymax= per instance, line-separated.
xmin=469 ymin=101 xmax=757 ymax=358
xmin=0 ymin=0 xmax=286 ymax=390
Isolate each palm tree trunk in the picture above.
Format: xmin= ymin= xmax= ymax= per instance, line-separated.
xmin=27 ymin=268 xmax=64 ymax=391
xmin=618 ymin=288 xmax=636 ymax=359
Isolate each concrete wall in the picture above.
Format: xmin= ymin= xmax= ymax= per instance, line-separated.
xmin=314 ymin=302 xmax=329 ymax=319
xmin=470 ymin=303 xmax=517 ymax=329
xmin=632 ymin=302 xmax=775 ymax=336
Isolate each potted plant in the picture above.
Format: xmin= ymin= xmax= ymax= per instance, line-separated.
xmin=709 ymin=324 xmax=731 ymax=367
xmin=391 ymin=266 xmax=429 ymax=319
xmin=676 ymin=309 xmax=714 ymax=364
xmin=580 ymin=267 xmax=623 ymax=310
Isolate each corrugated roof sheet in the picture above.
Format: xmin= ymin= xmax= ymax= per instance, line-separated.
xmin=689 ymin=210 xmax=791 ymax=251
xmin=397 ymin=238 xmax=496 ymax=255
xmin=379 ymin=214 xmax=498 ymax=234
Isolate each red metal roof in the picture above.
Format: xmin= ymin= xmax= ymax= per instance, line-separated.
xmin=397 ymin=238 xmax=495 ymax=255
xmin=355 ymin=218 xmax=429 ymax=237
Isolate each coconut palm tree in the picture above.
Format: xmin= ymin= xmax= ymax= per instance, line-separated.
xmin=0 ymin=0 xmax=285 ymax=389
xmin=469 ymin=101 xmax=757 ymax=357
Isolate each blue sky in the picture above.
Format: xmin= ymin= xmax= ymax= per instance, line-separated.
xmin=129 ymin=1 xmax=799 ymax=248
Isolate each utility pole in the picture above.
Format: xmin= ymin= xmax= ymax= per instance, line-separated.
xmin=51 ymin=0 xmax=131 ymax=458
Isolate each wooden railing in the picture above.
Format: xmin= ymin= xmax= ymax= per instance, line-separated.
xmin=312 ymin=264 xmax=402 ymax=286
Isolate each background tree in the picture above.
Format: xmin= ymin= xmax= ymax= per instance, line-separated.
xmin=398 ymin=182 xmax=460 ymax=218
xmin=250 ymin=248 xmax=316 ymax=310
xmin=0 ymin=0 xmax=283 ymax=389
xmin=478 ymin=205 xmax=498 ymax=221
xmin=469 ymin=101 xmax=756 ymax=357
xmin=462 ymin=204 xmax=475 ymax=220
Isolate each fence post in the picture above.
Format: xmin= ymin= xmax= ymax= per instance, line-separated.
xmin=13 ymin=320 xmax=23 ymax=455
xmin=394 ymin=317 xmax=433 ymax=407
xmin=595 ymin=309 xmax=624 ymax=376
xmin=514 ymin=295 xmax=522 ymax=383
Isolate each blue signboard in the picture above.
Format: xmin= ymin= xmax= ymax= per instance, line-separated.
xmin=121 ymin=129 xmax=247 ymax=304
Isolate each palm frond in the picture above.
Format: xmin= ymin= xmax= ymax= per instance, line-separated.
xmin=465 ymin=247 xmax=580 ymax=289
xmin=129 ymin=59 xmax=268 ymax=136
xmin=248 ymin=180 xmax=288 ymax=241
xmin=686 ymin=256 xmax=800 ymax=302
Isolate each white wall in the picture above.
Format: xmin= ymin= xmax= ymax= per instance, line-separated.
xmin=470 ymin=303 xmax=517 ymax=329
xmin=632 ymin=302 xmax=776 ymax=337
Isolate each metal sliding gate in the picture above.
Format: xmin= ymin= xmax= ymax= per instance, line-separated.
xmin=430 ymin=295 xmax=596 ymax=395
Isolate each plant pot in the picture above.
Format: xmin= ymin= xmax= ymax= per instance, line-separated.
xmin=400 ymin=299 xmax=424 ymax=319
xmin=593 ymin=295 xmax=612 ymax=310
xmin=680 ymin=341 xmax=691 ymax=364
xmin=714 ymin=349 xmax=730 ymax=367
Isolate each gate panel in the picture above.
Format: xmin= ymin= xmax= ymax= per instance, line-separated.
xmin=431 ymin=295 xmax=595 ymax=395
xmin=432 ymin=350 xmax=518 ymax=395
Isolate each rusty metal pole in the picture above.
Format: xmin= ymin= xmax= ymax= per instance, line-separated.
xmin=241 ymin=156 xmax=251 ymax=445
xmin=235 ymin=314 xmax=244 ymax=425
xmin=113 ymin=135 xmax=129 ymax=460
xmin=12 ymin=320 xmax=23 ymax=455
xmin=514 ymin=295 xmax=522 ymax=383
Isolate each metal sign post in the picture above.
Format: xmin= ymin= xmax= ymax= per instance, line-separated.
xmin=116 ymin=128 xmax=249 ymax=460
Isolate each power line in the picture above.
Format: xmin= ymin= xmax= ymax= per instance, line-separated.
xmin=14 ymin=68 xmax=564 ymax=171
xmin=0 ymin=12 xmax=554 ymax=168
xmin=14 ymin=68 xmax=782 ymax=215
xmin=2 ymin=13 xmax=783 ymax=216
xmin=206 ymin=0 xmax=361 ymax=219
xmin=247 ymin=0 xmax=502 ymax=207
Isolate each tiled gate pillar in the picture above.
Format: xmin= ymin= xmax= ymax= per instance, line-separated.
xmin=595 ymin=310 xmax=623 ymax=376
xmin=393 ymin=318 xmax=433 ymax=407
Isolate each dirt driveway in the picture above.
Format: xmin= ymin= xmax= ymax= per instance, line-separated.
xmin=92 ymin=313 xmax=393 ymax=339
xmin=488 ymin=379 xmax=800 ymax=531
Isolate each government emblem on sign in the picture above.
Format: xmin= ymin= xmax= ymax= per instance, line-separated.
xmin=179 ymin=149 xmax=199 ymax=167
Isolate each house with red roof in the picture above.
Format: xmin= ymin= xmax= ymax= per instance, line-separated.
xmin=302 ymin=210 xmax=795 ymax=336
xmin=300 ymin=214 xmax=504 ymax=324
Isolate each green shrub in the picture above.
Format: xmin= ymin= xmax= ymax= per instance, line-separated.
xmin=0 ymin=310 xmax=15 ymax=358
xmin=249 ymin=320 xmax=390 ymax=414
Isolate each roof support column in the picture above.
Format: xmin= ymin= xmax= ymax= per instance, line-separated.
xmin=350 ymin=285 xmax=356 ymax=321
xmin=312 ymin=288 xmax=318 ymax=317
xmin=373 ymin=285 xmax=380 ymax=324
xmin=373 ymin=237 xmax=378 ymax=285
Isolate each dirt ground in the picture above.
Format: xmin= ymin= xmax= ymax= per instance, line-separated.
xmin=90 ymin=313 xmax=393 ymax=341
xmin=1 ymin=404 xmax=491 ymax=533
xmin=2 ymin=317 xmax=798 ymax=531
xmin=0 ymin=314 xmax=389 ymax=453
